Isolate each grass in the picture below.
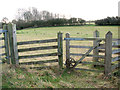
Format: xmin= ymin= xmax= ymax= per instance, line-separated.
xmin=2 ymin=64 xmax=118 ymax=88
xmin=1 ymin=25 xmax=119 ymax=88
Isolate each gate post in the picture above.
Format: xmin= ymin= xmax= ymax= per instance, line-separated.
xmin=66 ymin=33 xmax=70 ymax=68
xmin=105 ymin=31 xmax=112 ymax=76
xmin=8 ymin=23 xmax=19 ymax=64
xmin=3 ymin=25 xmax=10 ymax=64
xmin=58 ymin=32 xmax=63 ymax=69
xmin=93 ymin=30 xmax=99 ymax=62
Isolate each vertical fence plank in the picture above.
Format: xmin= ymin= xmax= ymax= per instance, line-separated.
xmin=3 ymin=25 xmax=10 ymax=64
xmin=66 ymin=33 xmax=70 ymax=68
xmin=105 ymin=31 xmax=112 ymax=76
xmin=8 ymin=23 xmax=19 ymax=64
xmin=58 ymin=32 xmax=63 ymax=69
xmin=93 ymin=30 xmax=99 ymax=62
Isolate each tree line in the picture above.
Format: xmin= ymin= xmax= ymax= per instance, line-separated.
xmin=11 ymin=7 xmax=85 ymax=30
xmin=1 ymin=7 xmax=120 ymax=29
xmin=95 ymin=16 xmax=120 ymax=25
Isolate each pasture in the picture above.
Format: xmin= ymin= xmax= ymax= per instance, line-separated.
xmin=2 ymin=25 xmax=119 ymax=88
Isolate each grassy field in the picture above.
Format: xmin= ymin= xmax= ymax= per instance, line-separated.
xmin=2 ymin=26 xmax=119 ymax=88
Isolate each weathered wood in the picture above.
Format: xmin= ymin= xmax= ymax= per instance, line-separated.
xmin=19 ymin=59 xmax=58 ymax=65
xmin=72 ymin=43 xmax=100 ymax=68
xmin=70 ymin=45 xmax=92 ymax=48
xmin=112 ymin=49 xmax=120 ymax=54
xmin=97 ymin=44 xmax=105 ymax=49
xmin=112 ymin=39 xmax=120 ymax=41
xmin=70 ymin=53 xmax=105 ymax=58
xmin=8 ymin=23 xmax=19 ymax=64
xmin=3 ymin=25 xmax=10 ymax=64
xmin=66 ymin=33 xmax=70 ymax=68
xmin=112 ymin=41 xmax=120 ymax=46
xmin=64 ymin=37 xmax=105 ymax=41
xmin=18 ymin=45 xmax=58 ymax=52
xmin=105 ymin=31 xmax=112 ymax=76
xmin=19 ymin=53 xmax=58 ymax=59
xmin=112 ymin=45 xmax=120 ymax=48
xmin=0 ymin=30 xmax=7 ymax=33
xmin=81 ymin=61 xmax=104 ymax=66
xmin=112 ymin=56 xmax=120 ymax=62
xmin=75 ymin=68 xmax=103 ymax=72
xmin=0 ymin=46 xmax=5 ymax=49
xmin=98 ymin=50 xmax=105 ymax=53
xmin=93 ymin=30 xmax=99 ymax=62
xmin=0 ymin=53 xmax=6 ymax=56
xmin=17 ymin=39 xmax=57 ymax=45
xmin=58 ymin=32 xmax=63 ymax=69
xmin=0 ymin=37 xmax=4 ymax=40
xmin=111 ymin=64 xmax=119 ymax=71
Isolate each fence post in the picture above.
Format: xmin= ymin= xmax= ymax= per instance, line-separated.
xmin=58 ymin=32 xmax=63 ymax=69
xmin=8 ymin=23 xmax=19 ymax=64
xmin=3 ymin=25 xmax=10 ymax=64
xmin=66 ymin=33 xmax=70 ymax=68
xmin=93 ymin=30 xmax=99 ymax=62
xmin=105 ymin=31 xmax=112 ymax=76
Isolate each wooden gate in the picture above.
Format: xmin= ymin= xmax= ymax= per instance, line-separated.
xmin=64 ymin=31 xmax=120 ymax=76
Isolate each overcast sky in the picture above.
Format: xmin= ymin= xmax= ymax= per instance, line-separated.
xmin=0 ymin=0 xmax=119 ymax=21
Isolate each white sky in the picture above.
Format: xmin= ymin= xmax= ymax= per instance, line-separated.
xmin=0 ymin=0 xmax=119 ymax=21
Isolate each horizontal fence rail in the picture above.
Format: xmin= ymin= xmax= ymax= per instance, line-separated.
xmin=112 ymin=49 xmax=120 ymax=54
xmin=70 ymin=45 xmax=92 ymax=48
xmin=64 ymin=37 xmax=105 ymax=41
xmin=75 ymin=68 xmax=104 ymax=72
xmin=0 ymin=53 xmax=6 ymax=56
xmin=19 ymin=52 xmax=58 ymax=59
xmin=0 ymin=46 xmax=5 ymax=49
xmin=19 ymin=59 xmax=58 ymax=65
xmin=18 ymin=45 xmax=58 ymax=52
xmin=64 ymin=37 xmax=120 ymax=41
xmin=112 ymin=56 xmax=120 ymax=62
xmin=111 ymin=64 xmax=119 ymax=71
xmin=0 ymin=30 xmax=7 ymax=33
xmin=70 ymin=53 xmax=105 ymax=58
xmin=0 ymin=37 xmax=4 ymax=40
xmin=81 ymin=61 xmax=104 ymax=66
xmin=17 ymin=38 xmax=57 ymax=45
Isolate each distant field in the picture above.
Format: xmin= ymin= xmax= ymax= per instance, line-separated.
xmin=17 ymin=26 xmax=118 ymax=41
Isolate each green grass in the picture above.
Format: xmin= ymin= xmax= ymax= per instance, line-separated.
xmin=16 ymin=26 xmax=118 ymax=41
xmin=2 ymin=64 xmax=118 ymax=88
xmin=2 ymin=26 xmax=119 ymax=88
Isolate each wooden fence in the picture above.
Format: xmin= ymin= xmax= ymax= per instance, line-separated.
xmin=0 ymin=23 xmax=119 ymax=75
xmin=0 ymin=27 xmax=9 ymax=64
xmin=0 ymin=23 xmax=63 ymax=69
xmin=64 ymin=31 xmax=120 ymax=76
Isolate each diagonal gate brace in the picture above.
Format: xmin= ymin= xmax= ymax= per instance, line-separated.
xmin=72 ymin=41 xmax=101 ymax=68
